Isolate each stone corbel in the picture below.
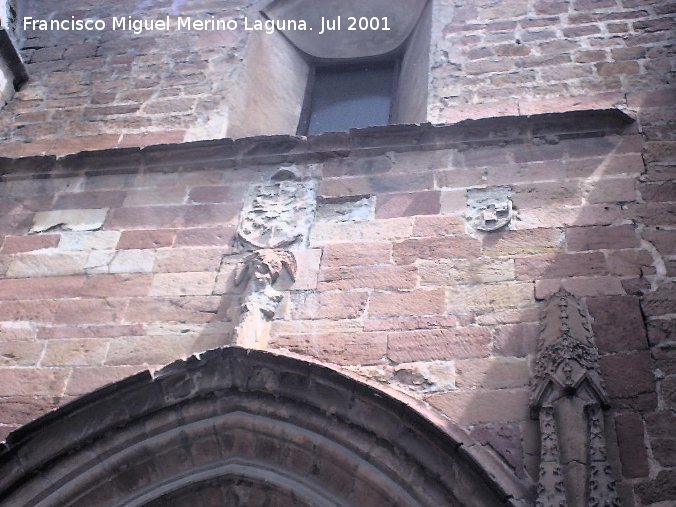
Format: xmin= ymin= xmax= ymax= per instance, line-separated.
xmin=233 ymin=249 xmax=296 ymax=348
xmin=530 ymin=289 xmax=620 ymax=507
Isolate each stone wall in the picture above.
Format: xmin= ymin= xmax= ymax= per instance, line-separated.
xmin=0 ymin=0 xmax=675 ymax=505
xmin=430 ymin=0 xmax=675 ymax=122
xmin=1 ymin=108 xmax=674 ymax=504
xmin=1 ymin=0 xmax=674 ymax=156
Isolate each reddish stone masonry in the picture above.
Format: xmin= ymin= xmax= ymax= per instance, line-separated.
xmin=0 ymin=108 xmax=673 ymax=504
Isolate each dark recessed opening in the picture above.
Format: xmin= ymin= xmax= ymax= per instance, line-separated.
xmin=299 ymin=61 xmax=397 ymax=135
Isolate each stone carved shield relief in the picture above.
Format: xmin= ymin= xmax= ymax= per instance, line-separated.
xmin=236 ymin=170 xmax=316 ymax=250
xmin=466 ymin=186 xmax=513 ymax=233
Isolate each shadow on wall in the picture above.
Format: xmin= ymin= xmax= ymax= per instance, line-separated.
xmin=427 ymin=114 xmax=659 ymax=506
xmin=183 ymin=110 xmax=655 ymax=504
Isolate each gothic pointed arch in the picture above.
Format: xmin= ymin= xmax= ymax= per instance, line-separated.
xmin=0 ymin=347 xmax=533 ymax=506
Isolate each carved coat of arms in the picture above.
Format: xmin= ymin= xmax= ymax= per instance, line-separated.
xmin=466 ymin=186 xmax=513 ymax=232
xmin=236 ymin=173 xmax=316 ymax=250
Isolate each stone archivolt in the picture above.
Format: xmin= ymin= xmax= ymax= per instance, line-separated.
xmin=530 ymin=289 xmax=620 ymax=507
xmin=0 ymin=347 xmax=532 ymax=506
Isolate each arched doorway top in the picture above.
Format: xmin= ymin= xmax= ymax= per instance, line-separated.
xmin=0 ymin=347 xmax=533 ymax=506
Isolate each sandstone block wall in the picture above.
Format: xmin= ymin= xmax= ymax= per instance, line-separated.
xmin=1 ymin=109 xmax=674 ymax=504
xmin=1 ymin=0 xmax=674 ymax=156
xmin=0 ymin=0 xmax=674 ymax=505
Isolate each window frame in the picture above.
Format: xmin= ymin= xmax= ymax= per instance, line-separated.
xmin=296 ymin=58 xmax=401 ymax=136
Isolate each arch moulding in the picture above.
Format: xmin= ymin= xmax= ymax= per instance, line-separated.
xmin=0 ymin=347 xmax=533 ymax=506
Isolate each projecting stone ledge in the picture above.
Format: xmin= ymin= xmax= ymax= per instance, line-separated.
xmin=1 ymin=109 xmax=635 ymax=177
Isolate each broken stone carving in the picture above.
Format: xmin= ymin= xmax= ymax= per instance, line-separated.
xmin=233 ymin=249 xmax=296 ymax=348
xmin=316 ymin=195 xmax=376 ymax=223
xmin=531 ymin=289 xmax=620 ymax=507
xmin=236 ymin=166 xmax=316 ymax=250
xmin=466 ymin=186 xmax=513 ymax=233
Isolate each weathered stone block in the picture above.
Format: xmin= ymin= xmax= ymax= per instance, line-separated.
xmin=587 ymin=295 xmax=648 ymax=353
xmin=641 ymin=283 xmax=676 ymax=317
xmin=516 ymin=252 xmax=608 ymax=280
xmin=419 ymin=258 xmax=515 ymax=286
xmin=153 ymin=248 xmax=222 ymax=273
xmin=565 ymin=225 xmax=640 ymax=251
xmin=117 ymin=230 xmax=176 ymax=249
xmin=42 ymin=339 xmax=109 ymax=367
xmin=514 ymin=205 xmax=621 ymax=230
xmin=31 ymin=209 xmax=108 ymax=233
xmin=81 ymin=274 xmax=152 ymax=298
xmin=635 ymin=470 xmax=676 ymax=505
xmin=387 ymin=327 xmax=492 ymax=362
xmin=271 ymin=318 xmax=363 ymax=335
xmin=492 ymin=323 xmax=539 ymax=357
xmin=54 ymin=191 xmax=126 ymax=210
xmin=288 ymin=291 xmax=368 ymax=320
xmin=455 ymin=357 xmax=529 ymax=389
xmin=662 ymin=375 xmax=676 ymax=411
xmin=428 ymin=389 xmax=530 ymax=425
xmin=269 ymin=332 xmax=387 ymax=366
xmin=319 ymin=172 xmax=434 ymax=198
xmin=319 ymin=265 xmax=417 ymax=291
xmin=392 ymin=361 xmax=456 ymax=392
xmin=364 ymin=314 xmax=472 ymax=332
xmin=0 ymin=341 xmax=44 ymax=366
xmin=482 ymin=229 xmax=564 ymax=256
xmin=393 ymin=236 xmax=481 ymax=264
xmin=65 ymin=366 xmax=146 ymax=396
xmin=310 ymin=218 xmax=413 ymax=245
xmin=535 ymin=276 xmax=625 ymax=299
xmin=123 ymin=296 xmax=225 ymax=324
xmin=599 ymin=351 xmax=656 ymax=400
xmin=175 ymin=226 xmax=236 ymax=247
xmin=59 ymin=231 xmax=121 ymax=251
xmin=0 ymin=276 xmax=85 ymax=300
xmin=1 ymin=235 xmax=60 ymax=254
xmin=369 ymin=290 xmax=445 ymax=318
xmin=0 ymin=396 xmax=61 ymax=425
xmin=412 ymin=216 xmax=466 ymax=237
xmin=105 ymin=334 xmax=211 ymax=366
xmin=7 ymin=252 xmax=89 ymax=278
xmin=289 ymin=248 xmax=322 ymax=290
xmin=53 ymin=298 xmax=127 ymax=325
xmin=652 ymin=439 xmax=676 ymax=467
xmin=470 ymin=424 xmax=525 ymax=477
xmin=447 ymin=283 xmax=534 ymax=313
xmin=109 ymin=249 xmax=156 ymax=274
xmin=614 ymin=412 xmax=650 ymax=478
xmin=0 ymin=300 xmax=58 ymax=323
xmin=583 ymin=177 xmax=636 ymax=204
xmin=0 ymin=368 xmax=70 ymax=396
xmin=149 ymin=272 xmax=217 ymax=296
xmin=606 ymin=249 xmax=654 ymax=277
xmin=315 ymin=195 xmax=376 ymax=223
xmin=375 ymin=191 xmax=441 ymax=219
xmin=321 ymin=242 xmax=392 ymax=267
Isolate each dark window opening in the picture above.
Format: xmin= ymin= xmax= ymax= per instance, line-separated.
xmin=299 ymin=61 xmax=398 ymax=135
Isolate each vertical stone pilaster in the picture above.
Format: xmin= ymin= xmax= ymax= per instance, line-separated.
xmin=531 ymin=289 xmax=621 ymax=506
